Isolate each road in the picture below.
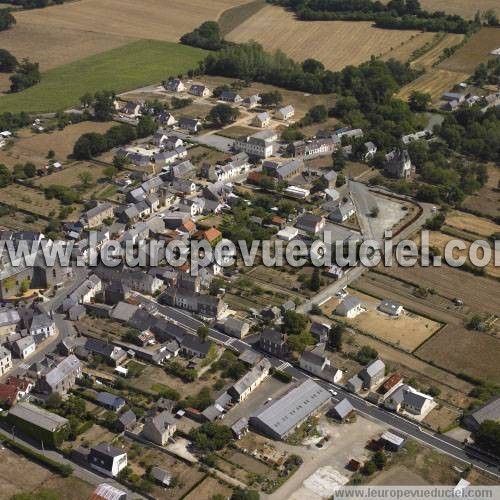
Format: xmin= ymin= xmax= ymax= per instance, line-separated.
xmin=133 ymin=293 xmax=500 ymax=480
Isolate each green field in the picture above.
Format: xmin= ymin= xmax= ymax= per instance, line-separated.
xmin=0 ymin=40 xmax=207 ymax=114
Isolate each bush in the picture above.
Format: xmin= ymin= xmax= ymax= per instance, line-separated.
xmin=355 ymin=346 xmax=378 ymax=365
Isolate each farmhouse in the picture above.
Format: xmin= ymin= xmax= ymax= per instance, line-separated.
xmin=165 ymin=79 xmax=185 ymax=92
xmin=252 ymin=112 xmax=271 ymax=128
xmin=243 ymin=94 xmax=261 ymax=108
xmin=219 ymin=91 xmax=243 ymax=103
xmin=178 ymin=117 xmax=202 ymax=133
xmin=276 ymin=105 xmax=295 ymax=120
xmin=158 ymin=112 xmax=177 ymax=126
xmin=121 ymin=101 xmax=142 ymax=117
xmin=189 ymin=84 xmax=210 ymax=97
xmin=336 ymin=296 xmax=363 ymax=318
xmin=249 ymin=379 xmax=331 ymax=440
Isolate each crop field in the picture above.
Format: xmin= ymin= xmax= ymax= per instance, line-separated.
xmin=414 ymin=231 xmax=500 ymax=278
xmin=0 ymin=122 xmax=114 ymax=168
xmin=419 ymin=0 xmax=500 ymax=19
xmin=339 ymin=290 xmax=442 ymax=352
xmin=397 ymin=68 xmax=469 ymax=102
xmin=226 ymin=5 xmax=422 ymax=69
xmin=0 ymin=184 xmax=64 ymax=217
xmin=410 ymin=33 xmax=465 ymax=69
xmin=416 ymin=325 xmax=500 ymax=383
xmin=219 ymin=0 xmax=267 ymax=36
xmin=438 ymin=27 xmax=500 ymax=74
xmin=462 ymin=165 xmax=500 ymax=218
xmin=445 ymin=210 xmax=500 ymax=238
xmin=0 ymin=40 xmax=207 ymax=114
xmin=380 ymin=31 xmax=436 ymax=63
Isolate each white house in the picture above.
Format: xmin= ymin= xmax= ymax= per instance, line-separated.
xmin=299 ymin=351 xmax=342 ymax=383
xmin=384 ymin=385 xmax=434 ymax=417
xmin=378 ymin=299 xmax=404 ymax=316
xmin=252 ymin=112 xmax=271 ymax=128
xmin=335 ymin=296 xmax=363 ymax=318
xmin=165 ymin=79 xmax=185 ymax=92
xmin=276 ymin=105 xmax=295 ymax=120
xmin=89 ymin=443 xmax=128 ymax=477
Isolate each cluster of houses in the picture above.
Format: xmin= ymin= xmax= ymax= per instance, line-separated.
xmin=440 ymin=90 xmax=500 ymax=112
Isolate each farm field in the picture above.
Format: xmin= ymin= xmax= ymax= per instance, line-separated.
xmin=0 ymin=40 xmax=207 ymax=114
xmin=462 ymin=165 xmax=500 ymax=218
xmin=445 ymin=210 xmax=500 ymax=238
xmin=414 ymin=231 xmax=500 ymax=278
xmin=438 ymin=27 xmax=500 ymax=74
xmin=416 ymin=325 xmax=500 ymax=383
xmin=419 ymin=0 xmax=500 ymax=19
xmin=217 ymin=125 xmax=257 ymax=139
xmin=0 ymin=122 xmax=114 ymax=168
xmin=335 ymin=290 xmax=442 ymax=352
xmin=380 ymin=31 xmax=436 ymax=63
xmin=184 ymin=476 xmax=234 ymax=500
xmin=410 ymin=33 xmax=465 ymax=69
xmin=219 ymin=0 xmax=267 ymax=36
xmin=226 ymin=5 xmax=423 ymax=70
xmin=0 ymin=184 xmax=66 ymax=218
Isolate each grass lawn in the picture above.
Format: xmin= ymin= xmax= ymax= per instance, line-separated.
xmin=0 ymin=40 xmax=207 ymax=114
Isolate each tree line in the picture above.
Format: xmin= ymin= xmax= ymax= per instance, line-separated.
xmin=268 ymin=0 xmax=480 ymax=33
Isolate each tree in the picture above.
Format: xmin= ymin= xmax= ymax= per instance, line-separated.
xmin=231 ymin=489 xmax=260 ymax=500
xmin=103 ymin=165 xmax=117 ymax=179
xmin=260 ymin=91 xmax=283 ymax=107
xmin=304 ymin=105 xmax=328 ymax=124
xmin=409 ymin=91 xmax=431 ymax=112
xmin=328 ymin=323 xmax=344 ymax=351
xmin=475 ymin=420 xmax=500 ymax=456
xmin=361 ymin=460 xmax=377 ymax=476
xmin=373 ymin=451 xmax=387 ymax=470
xmin=197 ymin=325 xmax=209 ymax=341
xmin=78 ymin=171 xmax=93 ymax=187
xmin=282 ymin=310 xmax=309 ymax=335
xmin=310 ymin=267 xmax=321 ymax=291
xmin=136 ymin=114 xmax=157 ymax=138
xmin=189 ymin=422 xmax=233 ymax=451
xmin=356 ymin=346 xmax=378 ymax=365
xmin=113 ymin=153 xmax=130 ymax=170
xmin=302 ymin=58 xmax=325 ymax=74
xmin=23 ymin=162 xmax=37 ymax=178
xmin=9 ymin=58 xmax=41 ymax=93
xmin=181 ymin=21 xmax=225 ymax=51
xmin=0 ymin=9 xmax=16 ymax=32
xmin=0 ymin=48 xmax=17 ymax=72
xmin=208 ymin=103 xmax=240 ymax=126
xmin=0 ymin=163 xmax=12 ymax=187
xmin=93 ymin=90 xmax=115 ymax=121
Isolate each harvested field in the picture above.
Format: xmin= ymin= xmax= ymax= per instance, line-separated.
xmin=0 ymin=210 xmax=46 ymax=232
xmin=339 ymin=290 xmax=442 ymax=352
xmin=462 ymin=164 xmax=500 ymax=218
xmin=369 ymin=465 xmax=429 ymax=486
xmin=397 ymin=68 xmax=469 ymax=102
xmin=414 ymin=231 xmax=500 ymax=278
xmin=419 ymin=0 xmax=500 ymax=19
xmin=438 ymin=28 xmax=500 ymax=74
xmin=219 ymin=0 xmax=267 ymax=36
xmin=410 ymin=33 xmax=465 ymax=69
xmin=183 ymin=476 xmax=233 ymax=500
xmin=0 ymin=40 xmax=207 ymax=114
xmin=226 ymin=5 xmax=422 ymax=70
xmin=416 ymin=325 xmax=500 ymax=383
xmin=381 ymin=32 xmax=436 ymax=63
xmin=0 ymin=122 xmax=114 ymax=168
xmin=445 ymin=210 xmax=500 ymax=238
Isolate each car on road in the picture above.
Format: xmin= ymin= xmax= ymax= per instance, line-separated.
xmin=335 ymin=288 xmax=348 ymax=299
xmin=329 ymin=389 xmax=338 ymax=396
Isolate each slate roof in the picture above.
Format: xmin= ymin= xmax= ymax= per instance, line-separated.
xmin=9 ymin=402 xmax=68 ymax=431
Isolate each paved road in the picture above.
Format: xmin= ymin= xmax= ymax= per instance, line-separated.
xmin=134 ymin=293 xmax=500 ymax=479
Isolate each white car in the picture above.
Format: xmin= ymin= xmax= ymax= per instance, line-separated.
xmin=329 ymin=389 xmax=338 ymax=396
xmin=335 ymin=289 xmax=348 ymax=299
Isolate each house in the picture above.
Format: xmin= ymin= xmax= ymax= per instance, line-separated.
xmin=359 ymin=359 xmax=386 ymax=390
xmin=7 ymin=402 xmax=69 ymax=446
xmin=0 ymin=377 xmax=32 ymax=406
xmin=142 ymin=410 xmax=176 ymax=445
xmin=150 ymin=466 xmax=173 ymax=487
xmin=291 ymin=138 xmax=337 ymax=159
xmin=441 ymin=92 xmax=464 ymax=103
xmin=378 ymin=299 xmax=404 ymax=316
xmin=158 ymin=112 xmax=177 ymax=127
xmin=11 ymin=336 xmax=36 ymax=359
xmin=335 ymin=296 xmax=363 ymax=318
xmin=84 ymin=338 xmax=127 ymax=366
xmin=89 ymin=443 xmax=128 ymax=477
xmin=346 ymin=375 xmax=363 ymax=393
xmin=243 ymin=94 xmax=260 ymax=108
xmin=219 ymin=317 xmax=250 ymax=339
xmin=180 ymin=334 xmax=212 ymax=358
xmin=228 ymin=358 xmax=271 ymax=403
xmin=121 ymin=101 xmax=142 ymax=117
xmin=231 ymin=417 xmax=249 ymax=439
xmin=0 ymin=346 xmax=12 ymax=376
xmin=295 ymin=213 xmax=325 ymax=235
xmin=380 ymin=430 xmax=406 ymax=451
xmin=382 ymin=372 xmax=403 ymax=393
xmin=310 ymin=321 xmax=330 ymax=343
xmin=281 ymin=300 xmax=295 ymax=315
xmin=189 ymin=84 xmax=210 ymax=97
xmin=249 ymin=379 xmax=331 ymax=440
xmin=463 ymin=395 xmax=500 ymax=432
xmin=276 ymin=105 xmax=295 ymax=120
xmin=364 ymin=141 xmax=377 ymax=160
xmin=276 ymin=227 xmax=299 ymax=241
xmin=104 ymin=281 xmax=130 ymax=306
xmin=260 ymin=328 xmax=288 ymax=356
xmin=252 ymin=112 xmax=271 ymax=128
xmin=36 ymin=355 xmax=82 ymax=396
xmin=165 ymin=79 xmax=185 ymax=92
xmin=97 ymin=392 xmax=126 ymax=412
xmin=384 ymin=384 xmax=434 ymax=416
xmin=234 ymin=130 xmax=278 ymax=159
xmin=0 ymin=309 xmax=20 ymax=337
xmin=263 ymin=158 xmax=303 ymax=180
xmin=219 ymin=91 xmax=242 ymax=103
xmin=160 ymin=289 xmax=226 ymax=318
xmin=329 ymin=201 xmax=356 ymax=223
xmin=82 ymin=203 xmax=114 ymax=229
xmin=329 ymin=398 xmax=355 ymax=422
xmin=384 ymin=150 xmax=413 ymax=179
xmin=193 ymin=227 xmax=222 ymax=246
xmin=114 ymin=410 xmax=136 ymax=432
xmin=299 ymin=350 xmax=342 ymax=383
xmin=178 ymin=117 xmax=202 ymax=133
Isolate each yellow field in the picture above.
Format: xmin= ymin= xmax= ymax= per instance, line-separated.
xmin=420 ymin=0 xmax=500 ymax=19
xmin=445 ymin=211 xmax=500 ymax=238
xmin=397 ymin=68 xmax=469 ymax=101
xmin=381 ymin=32 xmax=436 ymax=62
xmin=226 ymin=5 xmax=422 ymax=69
xmin=410 ymin=33 xmax=465 ymax=69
